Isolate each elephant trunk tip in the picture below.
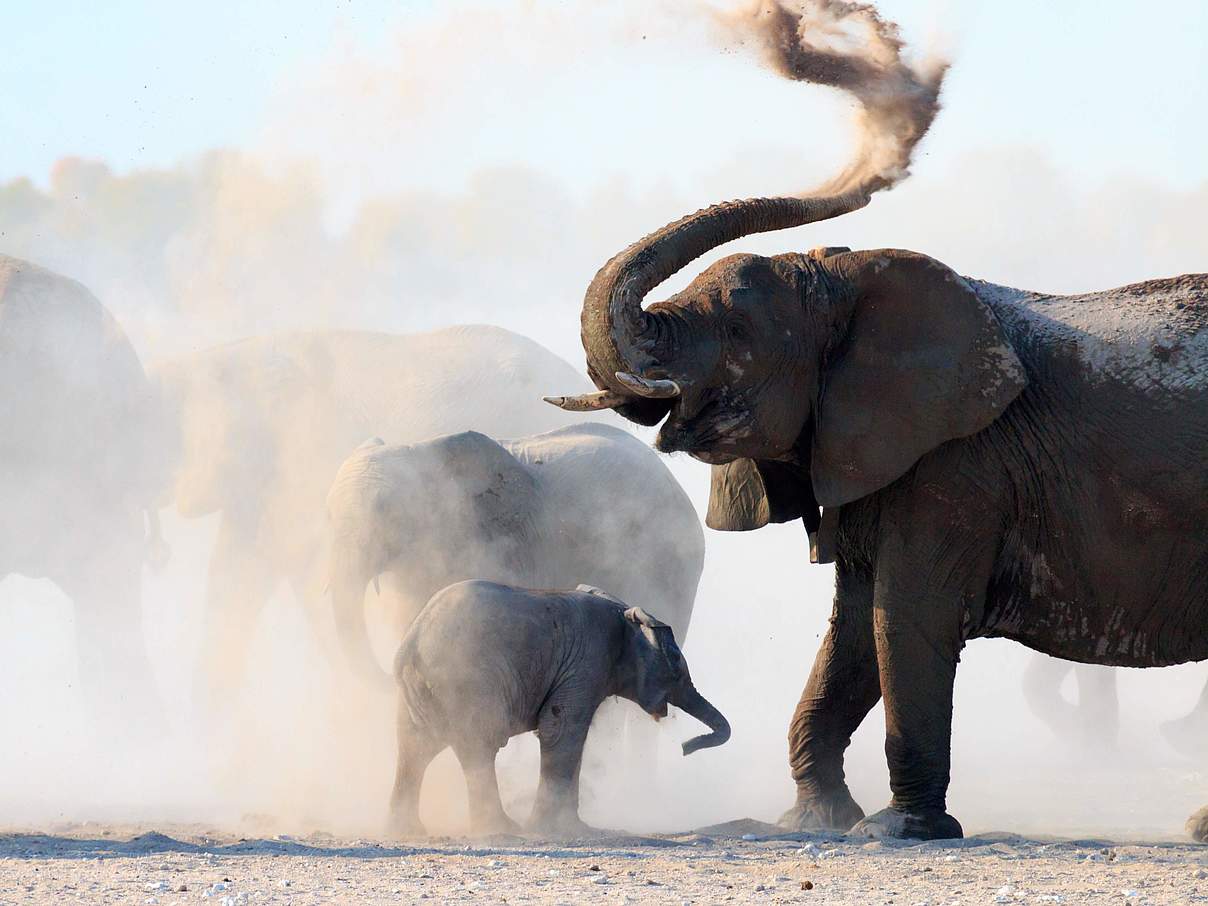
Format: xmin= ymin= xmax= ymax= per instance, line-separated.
xmin=681 ymin=723 xmax=731 ymax=756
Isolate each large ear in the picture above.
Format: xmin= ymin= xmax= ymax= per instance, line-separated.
xmin=624 ymin=608 xmax=683 ymax=714
xmin=812 ymin=251 xmax=1027 ymax=507
xmin=706 ymin=458 xmax=818 ymax=532
xmin=425 ymin=431 xmax=540 ymax=544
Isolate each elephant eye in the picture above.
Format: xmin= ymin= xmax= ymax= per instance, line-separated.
xmin=724 ymin=317 xmax=751 ymax=344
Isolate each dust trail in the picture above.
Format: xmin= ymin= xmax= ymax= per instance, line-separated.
xmin=717 ymin=0 xmax=948 ymax=195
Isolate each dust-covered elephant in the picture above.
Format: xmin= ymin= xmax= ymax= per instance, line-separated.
xmin=546 ymin=177 xmax=1208 ymax=840
xmin=390 ymin=581 xmax=728 ymax=837
xmin=324 ymin=422 xmax=704 ymax=683
xmin=149 ymin=326 xmax=600 ymax=709
xmin=0 ymin=254 xmax=165 ymax=719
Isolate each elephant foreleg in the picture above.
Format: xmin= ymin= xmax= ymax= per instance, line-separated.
xmin=62 ymin=542 xmax=162 ymax=732
xmin=531 ymin=701 xmax=594 ymax=837
xmin=781 ymin=564 xmax=879 ymax=832
xmin=197 ymin=518 xmax=276 ymax=718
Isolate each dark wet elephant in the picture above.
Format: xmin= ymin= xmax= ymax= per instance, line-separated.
xmin=546 ymin=185 xmax=1208 ymax=840
xmin=0 ymin=255 xmax=165 ymax=721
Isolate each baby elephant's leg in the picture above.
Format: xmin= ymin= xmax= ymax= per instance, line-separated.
xmin=389 ymin=701 xmax=441 ymax=837
xmin=452 ymin=736 xmax=520 ymax=836
xmin=531 ymin=703 xmax=594 ymax=837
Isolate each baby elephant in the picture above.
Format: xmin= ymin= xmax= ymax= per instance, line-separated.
xmin=389 ymin=580 xmax=730 ymax=837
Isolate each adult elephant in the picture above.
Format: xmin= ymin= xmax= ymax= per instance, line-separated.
xmin=324 ymin=423 xmax=704 ymax=683
xmin=150 ymin=326 xmax=600 ymax=708
xmin=546 ymin=187 xmax=1208 ymax=840
xmin=0 ymin=254 xmax=164 ymax=719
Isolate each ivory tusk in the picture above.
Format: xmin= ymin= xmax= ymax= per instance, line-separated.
xmin=614 ymin=371 xmax=681 ymax=399
xmin=542 ymin=389 xmax=630 ymax=411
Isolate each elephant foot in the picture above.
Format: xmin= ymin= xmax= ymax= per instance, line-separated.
xmin=528 ymin=809 xmax=599 ymax=840
xmin=471 ymin=812 xmax=523 ymax=837
xmin=1186 ymin=806 xmax=1208 ymax=843
xmin=387 ymin=810 xmax=427 ymax=839
xmin=779 ymin=786 xmax=865 ymax=832
xmin=849 ymin=807 xmax=963 ymax=841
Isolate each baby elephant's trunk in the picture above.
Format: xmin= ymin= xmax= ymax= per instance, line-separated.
xmin=675 ymin=683 xmax=731 ymax=756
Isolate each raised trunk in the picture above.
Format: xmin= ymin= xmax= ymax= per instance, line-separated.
xmin=675 ymin=683 xmax=732 ymax=756
xmin=329 ymin=554 xmax=393 ymax=688
xmin=581 ymin=191 xmax=871 ymax=389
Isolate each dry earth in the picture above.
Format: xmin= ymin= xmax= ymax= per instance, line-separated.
xmin=5 ymin=819 xmax=1208 ymax=905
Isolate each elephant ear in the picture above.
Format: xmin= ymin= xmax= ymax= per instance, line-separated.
xmin=426 ymin=431 xmax=540 ymax=543
xmin=812 ymin=250 xmax=1027 ymax=507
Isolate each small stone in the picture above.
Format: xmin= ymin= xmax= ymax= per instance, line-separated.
xmin=754 ymin=883 xmax=765 ymax=891
xmin=741 ymin=834 xmax=758 ymax=841
xmin=590 ymin=864 xmax=600 ymax=871
xmin=277 ymin=879 xmax=291 ymax=888
xmin=487 ymin=859 xmax=504 ymax=869
xmin=144 ymin=881 xmax=170 ymax=892
xmin=591 ymin=875 xmax=609 ymax=885
xmin=801 ymin=880 xmax=814 ymax=890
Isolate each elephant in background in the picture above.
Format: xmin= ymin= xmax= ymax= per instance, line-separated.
xmin=547 ymin=177 xmax=1208 ymax=839
xmin=390 ymin=581 xmax=728 ymax=837
xmin=325 ymin=422 xmax=704 ymax=683
xmin=149 ymin=326 xmax=600 ymax=710
xmin=0 ymin=254 xmax=165 ymax=719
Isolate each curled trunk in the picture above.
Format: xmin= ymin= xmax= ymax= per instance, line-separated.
xmin=581 ymin=191 xmax=871 ymax=388
xmin=675 ymin=683 xmax=732 ymax=756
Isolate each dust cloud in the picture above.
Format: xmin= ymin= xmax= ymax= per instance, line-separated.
xmin=714 ymin=0 xmax=947 ymax=195
xmin=1 ymin=0 xmax=1207 ymax=842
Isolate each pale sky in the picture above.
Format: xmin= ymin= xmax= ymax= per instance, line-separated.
xmin=3 ymin=0 xmax=1206 ymax=194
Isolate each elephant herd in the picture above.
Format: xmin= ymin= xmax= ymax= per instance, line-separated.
xmin=3 ymin=181 xmax=1208 ymax=842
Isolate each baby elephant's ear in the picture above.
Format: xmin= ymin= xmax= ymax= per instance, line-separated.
xmin=624 ymin=607 xmax=670 ymax=630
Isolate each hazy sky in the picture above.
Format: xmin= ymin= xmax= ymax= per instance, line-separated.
xmin=4 ymin=0 xmax=1206 ymax=194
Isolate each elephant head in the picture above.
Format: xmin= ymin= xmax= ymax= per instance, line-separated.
xmin=547 ymin=194 xmax=1027 ymax=523
xmin=621 ymin=605 xmax=730 ymax=756
xmin=327 ymin=431 xmax=541 ymax=684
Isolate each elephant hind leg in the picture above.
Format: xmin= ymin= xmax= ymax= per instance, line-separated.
xmin=450 ymin=736 xmax=519 ymax=837
xmin=389 ymin=700 xmax=442 ymax=837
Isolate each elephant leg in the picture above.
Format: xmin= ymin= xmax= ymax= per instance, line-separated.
xmin=1073 ymin=664 xmax=1119 ymax=747
xmin=388 ymin=702 xmax=441 ymax=837
xmin=451 ymin=737 xmax=518 ymax=836
xmin=61 ymin=543 xmax=162 ymax=732
xmin=1022 ymin=654 xmax=1077 ymax=736
xmin=849 ymin=495 xmax=996 ymax=842
xmin=531 ymin=706 xmax=594 ymax=837
xmin=197 ymin=518 xmax=276 ymax=718
xmin=1162 ymin=677 xmax=1208 ymax=759
xmin=781 ymin=564 xmax=879 ymax=832
xmin=1186 ymin=805 xmax=1208 ymax=843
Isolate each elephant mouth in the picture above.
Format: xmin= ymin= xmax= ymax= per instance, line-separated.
xmin=649 ymin=701 xmax=669 ymax=721
xmin=689 ymin=450 xmax=738 ymax=466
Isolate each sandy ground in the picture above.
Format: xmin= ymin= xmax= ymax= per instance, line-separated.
xmin=5 ymin=819 xmax=1208 ymax=905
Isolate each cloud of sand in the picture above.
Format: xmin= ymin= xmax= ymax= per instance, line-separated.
xmin=1 ymin=0 xmax=1207 ymax=841
xmin=714 ymin=0 xmax=947 ymax=195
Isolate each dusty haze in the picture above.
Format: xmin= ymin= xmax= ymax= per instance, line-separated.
xmin=1 ymin=0 xmax=1207 ymax=841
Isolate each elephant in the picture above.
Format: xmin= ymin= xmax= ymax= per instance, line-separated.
xmin=324 ymin=422 xmax=704 ymax=683
xmin=545 ymin=185 xmax=1208 ymax=840
xmin=148 ymin=326 xmax=599 ymax=711
xmin=388 ymin=580 xmax=729 ymax=837
xmin=1022 ymin=654 xmax=1119 ymax=749
xmin=0 ymin=254 xmax=165 ymax=720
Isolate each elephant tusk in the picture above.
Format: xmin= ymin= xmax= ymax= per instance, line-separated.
xmin=614 ymin=371 xmax=681 ymax=399
xmin=543 ymin=389 xmax=631 ymax=411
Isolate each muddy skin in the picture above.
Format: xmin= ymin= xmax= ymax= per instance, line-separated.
xmin=555 ymin=173 xmax=1208 ymax=843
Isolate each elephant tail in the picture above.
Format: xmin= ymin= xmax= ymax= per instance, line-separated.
xmin=328 ymin=553 xmax=395 ymax=690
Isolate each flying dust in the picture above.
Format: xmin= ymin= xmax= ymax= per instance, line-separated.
xmin=0 ymin=0 xmax=1206 ymax=844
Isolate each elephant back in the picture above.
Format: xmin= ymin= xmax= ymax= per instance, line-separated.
xmin=0 ymin=255 xmax=155 ymax=500
xmin=504 ymin=423 xmax=705 ymax=641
